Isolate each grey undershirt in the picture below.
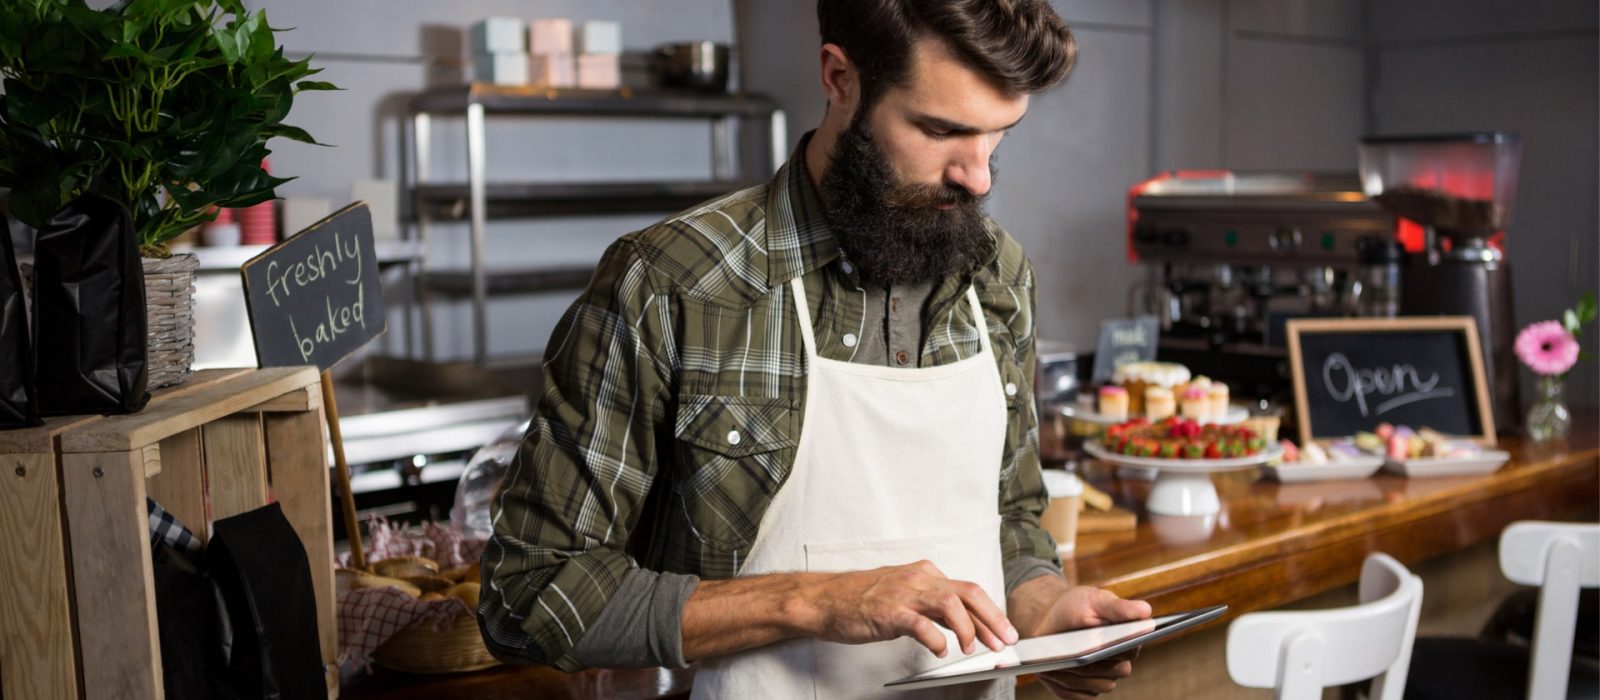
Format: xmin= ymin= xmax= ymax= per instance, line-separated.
xmin=569 ymin=281 xmax=1061 ymax=669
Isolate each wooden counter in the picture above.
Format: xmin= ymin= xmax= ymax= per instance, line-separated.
xmin=343 ymin=425 xmax=1598 ymax=699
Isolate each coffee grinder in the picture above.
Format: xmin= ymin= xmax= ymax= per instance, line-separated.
xmin=1358 ymin=132 xmax=1523 ymax=430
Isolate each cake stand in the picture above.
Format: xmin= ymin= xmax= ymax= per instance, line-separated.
xmin=1084 ymin=441 xmax=1280 ymax=516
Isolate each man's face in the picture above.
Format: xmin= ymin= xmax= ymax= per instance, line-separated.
xmin=862 ymin=38 xmax=1029 ymax=202
xmin=819 ymin=38 xmax=1030 ymax=286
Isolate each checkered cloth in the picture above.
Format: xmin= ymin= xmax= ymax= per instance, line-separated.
xmin=147 ymin=498 xmax=202 ymax=554
xmin=337 ymin=517 xmax=486 ymax=570
xmin=337 ymin=518 xmax=489 ymax=670
xmin=338 ymin=586 xmax=469 ymax=669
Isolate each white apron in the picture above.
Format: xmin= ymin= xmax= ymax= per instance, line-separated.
xmin=691 ymin=277 xmax=1012 ymax=700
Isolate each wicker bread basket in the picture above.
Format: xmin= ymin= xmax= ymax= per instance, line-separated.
xmin=371 ymin=604 xmax=499 ymax=674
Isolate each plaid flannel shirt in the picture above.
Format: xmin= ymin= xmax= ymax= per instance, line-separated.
xmin=481 ymin=142 xmax=1059 ymax=670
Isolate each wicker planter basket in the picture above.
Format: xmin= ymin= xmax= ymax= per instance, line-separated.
xmin=371 ymin=609 xmax=500 ymax=674
xmin=141 ymin=253 xmax=199 ymax=389
xmin=22 ymin=252 xmax=198 ymax=390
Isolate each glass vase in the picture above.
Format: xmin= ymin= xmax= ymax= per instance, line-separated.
xmin=1525 ymin=375 xmax=1571 ymax=443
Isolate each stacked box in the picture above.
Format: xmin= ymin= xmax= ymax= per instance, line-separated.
xmin=575 ymin=20 xmax=621 ymax=90
xmin=472 ymin=17 xmax=529 ymax=86
xmin=527 ymin=18 xmax=575 ymax=88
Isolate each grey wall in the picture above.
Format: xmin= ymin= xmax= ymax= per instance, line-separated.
xmin=1366 ymin=0 xmax=1600 ymax=409
xmin=740 ymin=0 xmax=1365 ymax=350
xmin=248 ymin=0 xmax=735 ymax=362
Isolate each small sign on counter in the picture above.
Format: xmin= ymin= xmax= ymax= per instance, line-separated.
xmin=241 ymin=202 xmax=386 ymax=371
xmin=1287 ymin=317 xmax=1496 ymax=447
xmin=1090 ymin=316 xmax=1159 ymax=382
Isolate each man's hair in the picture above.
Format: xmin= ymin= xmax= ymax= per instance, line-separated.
xmin=817 ymin=0 xmax=1077 ymax=108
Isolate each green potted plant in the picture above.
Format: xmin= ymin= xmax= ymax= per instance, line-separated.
xmin=0 ymin=0 xmax=333 ymax=387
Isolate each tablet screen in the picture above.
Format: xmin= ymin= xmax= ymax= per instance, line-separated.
xmin=886 ymin=604 xmax=1227 ymax=691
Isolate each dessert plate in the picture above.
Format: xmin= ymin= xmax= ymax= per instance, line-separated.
xmin=1262 ymin=454 xmax=1384 ymax=483
xmin=1382 ymin=451 xmax=1510 ymax=478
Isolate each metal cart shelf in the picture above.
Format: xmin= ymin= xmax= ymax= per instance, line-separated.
xmin=401 ymin=84 xmax=788 ymax=365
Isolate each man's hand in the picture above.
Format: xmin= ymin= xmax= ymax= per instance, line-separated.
xmin=1008 ymin=575 xmax=1153 ymax=698
xmin=681 ymin=560 xmax=1018 ymax=662
xmin=802 ymin=560 xmax=1019 ymax=658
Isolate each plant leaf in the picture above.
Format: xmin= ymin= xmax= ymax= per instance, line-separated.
xmin=1564 ymin=310 xmax=1580 ymax=335
xmin=1577 ymin=292 xmax=1598 ymax=325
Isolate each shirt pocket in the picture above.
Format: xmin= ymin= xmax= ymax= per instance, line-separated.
xmin=672 ymin=394 xmax=798 ymax=550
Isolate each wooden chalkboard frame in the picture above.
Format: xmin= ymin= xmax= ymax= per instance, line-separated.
xmin=1287 ymin=317 xmax=1496 ymax=448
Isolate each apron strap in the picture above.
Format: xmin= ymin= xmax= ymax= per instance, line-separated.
xmin=965 ymin=285 xmax=993 ymax=358
xmin=789 ymin=277 xmax=819 ymax=359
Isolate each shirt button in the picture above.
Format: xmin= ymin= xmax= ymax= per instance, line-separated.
xmin=727 ymin=430 xmax=742 ymax=446
xmin=896 ymin=351 xmax=909 ymax=365
xmin=840 ymin=261 xmax=854 ymax=275
xmin=842 ymin=333 xmax=857 ymax=347
xmin=1005 ymin=382 xmax=1018 ymax=397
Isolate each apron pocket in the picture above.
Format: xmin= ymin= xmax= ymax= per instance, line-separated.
xmin=802 ymin=520 xmax=1009 ymax=700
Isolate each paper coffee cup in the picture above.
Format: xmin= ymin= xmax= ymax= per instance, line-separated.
xmin=1040 ymin=470 xmax=1083 ymax=555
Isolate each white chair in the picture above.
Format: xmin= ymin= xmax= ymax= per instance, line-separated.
xmin=1407 ymin=521 xmax=1600 ymax=700
xmin=1226 ymin=553 xmax=1424 ymax=700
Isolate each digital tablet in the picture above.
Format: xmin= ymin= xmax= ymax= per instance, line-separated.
xmin=885 ymin=604 xmax=1228 ymax=691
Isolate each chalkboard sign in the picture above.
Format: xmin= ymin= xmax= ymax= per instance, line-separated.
xmin=241 ymin=203 xmax=386 ymax=371
xmin=1287 ymin=317 xmax=1495 ymax=447
xmin=1091 ymin=316 xmax=1159 ymax=382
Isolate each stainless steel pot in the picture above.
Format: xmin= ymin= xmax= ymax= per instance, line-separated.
xmin=655 ymin=42 xmax=730 ymax=92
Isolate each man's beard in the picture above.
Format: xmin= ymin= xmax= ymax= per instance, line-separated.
xmin=818 ymin=117 xmax=995 ymax=287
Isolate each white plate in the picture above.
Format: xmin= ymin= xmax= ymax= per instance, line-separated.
xmin=1382 ymin=450 xmax=1511 ymax=478
xmin=1057 ymin=402 xmax=1248 ymax=426
xmin=1085 ymin=440 xmax=1279 ymax=473
xmin=1262 ymin=455 xmax=1384 ymax=483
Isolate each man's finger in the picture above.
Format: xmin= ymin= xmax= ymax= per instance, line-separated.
xmin=955 ymin=580 xmax=1018 ymax=646
xmin=1058 ymin=659 xmax=1133 ymax=680
xmin=905 ymin=615 xmax=950 ymax=658
xmin=928 ymin=592 xmax=978 ymax=655
xmin=1096 ymin=593 xmax=1152 ymax=622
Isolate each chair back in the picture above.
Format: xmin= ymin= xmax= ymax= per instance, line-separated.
xmin=1226 ymin=553 xmax=1423 ymax=700
xmin=1498 ymin=521 xmax=1600 ymax=700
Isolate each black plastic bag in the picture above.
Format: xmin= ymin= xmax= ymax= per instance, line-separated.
xmin=0 ymin=218 xmax=37 ymax=427
xmin=32 ymin=192 xmax=148 ymax=415
xmin=152 ymin=541 xmax=221 ymax=700
xmin=206 ymin=502 xmax=325 ymax=700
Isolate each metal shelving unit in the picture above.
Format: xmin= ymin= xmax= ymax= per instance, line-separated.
xmin=401 ymin=84 xmax=788 ymax=365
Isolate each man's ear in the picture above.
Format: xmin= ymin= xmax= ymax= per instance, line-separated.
xmin=819 ymin=43 xmax=859 ymax=118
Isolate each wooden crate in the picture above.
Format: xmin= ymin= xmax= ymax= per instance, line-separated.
xmin=0 ymin=368 xmax=339 ymax=699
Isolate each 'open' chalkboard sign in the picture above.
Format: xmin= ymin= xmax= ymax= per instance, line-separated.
xmin=1287 ymin=317 xmax=1496 ymax=446
xmin=241 ymin=203 xmax=386 ymax=371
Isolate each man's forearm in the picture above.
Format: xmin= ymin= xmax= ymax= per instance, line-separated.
xmin=1006 ymin=570 xmax=1072 ymax=638
xmin=680 ymin=572 xmax=821 ymax=662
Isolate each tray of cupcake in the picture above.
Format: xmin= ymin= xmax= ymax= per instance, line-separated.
xmin=1055 ymin=362 xmax=1247 ymax=426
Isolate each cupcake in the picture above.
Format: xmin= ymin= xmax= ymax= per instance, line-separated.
xmin=1112 ymin=362 xmax=1191 ymax=415
xmin=1098 ymin=385 xmax=1129 ymax=421
xmin=1179 ymin=387 xmax=1210 ymax=420
xmin=1144 ymin=386 xmax=1176 ymax=421
xmin=1207 ymin=383 xmax=1230 ymax=421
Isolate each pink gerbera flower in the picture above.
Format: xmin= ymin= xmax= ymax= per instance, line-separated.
xmin=1515 ymin=321 xmax=1580 ymax=376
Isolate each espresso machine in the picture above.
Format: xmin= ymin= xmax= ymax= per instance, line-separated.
xmin=1358 ymin=132 xmax=1523 ymax=430
xmin=1126 ymin=171 xmax=1399 ymax=409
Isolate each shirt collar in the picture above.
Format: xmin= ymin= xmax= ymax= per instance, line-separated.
xmin=762 ymin=130 xmax=1002 ymax=290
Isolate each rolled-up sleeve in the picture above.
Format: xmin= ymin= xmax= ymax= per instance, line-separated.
xmin=996 ymin=258 xmax=1064 ymax=594
xmin=478 ymin=237 xmax=675 ymax=671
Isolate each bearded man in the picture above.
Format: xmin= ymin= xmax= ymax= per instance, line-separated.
xmin=480 ymin=1 xmax=1151 ymax=697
